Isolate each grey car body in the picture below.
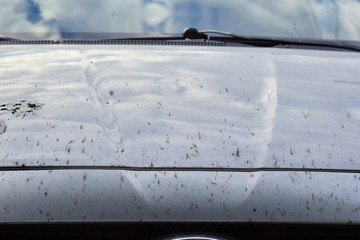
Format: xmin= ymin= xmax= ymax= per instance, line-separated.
xmin=1 ymin=44 xmax=359 ymax=222
xmin=1 ymin=0 xmax=360 ymax=239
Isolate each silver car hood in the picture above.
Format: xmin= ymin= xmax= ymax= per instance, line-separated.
xmin=0 ymin=45 xmax=359 ymax=171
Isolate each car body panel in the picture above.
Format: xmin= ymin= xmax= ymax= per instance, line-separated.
xmin=0 ymin=44 xmax=360 ymax=224
xmin=0 ymin=45 xmax=359 ymax=170
xmin=0 ymin=169 xmax=359 ymax=223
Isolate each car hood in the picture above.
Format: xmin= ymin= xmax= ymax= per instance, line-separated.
xmin=0 ymin=45 xmax=359 ymax=170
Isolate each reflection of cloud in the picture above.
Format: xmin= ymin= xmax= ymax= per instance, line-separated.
xmin=0 ymin=0 xmax=55 ymax=33
xmin=1 ymin=0 xmax=360 ymax=40
xmin=34 ymin=0 xmax=143 ymax=33
xmin=144 ymin=2 xmax=169 ymax=26
xmin=337 ymin=1 xmax=360 ymax=40
xmin=202 ymin=0 xmax=320 ymax=38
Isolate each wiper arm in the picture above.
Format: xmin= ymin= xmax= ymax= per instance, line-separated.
xmin=182 ymin=28 xmax=209 ymax=39
xmin=182 ymin=28 xmax=360 ymax=52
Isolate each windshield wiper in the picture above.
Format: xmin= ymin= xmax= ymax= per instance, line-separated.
xmin=182 ymin=28 xmax=360 ymax=52
xmin=0 ymin=37 xmax=21 ymax=41
xmin=2 ymin=29 xmax=359 ymax=52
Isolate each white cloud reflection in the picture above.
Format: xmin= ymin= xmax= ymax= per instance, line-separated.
xmin=34 ymin=0 xmax=144 ymax=33
xmin=1 ymin=0 xmax=360 ymax=40
xmin=0 ymin=0 xmax=55 ymax=33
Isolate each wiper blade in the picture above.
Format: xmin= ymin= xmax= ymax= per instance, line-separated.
xmin=0 ymin=37 xmax=21 ymax=41
xmin=182 ymin=28 xmax=360 ymax=52
xmin=99 ymin=34 xmax=184 ymax=41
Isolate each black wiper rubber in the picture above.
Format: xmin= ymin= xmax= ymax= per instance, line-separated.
xmin=99 ymin=36 xmax=184 ymax=41
xmin=0 ymin=37 xmax=21 ymax=41
xmin=182 ymin=28 xmax=360 ymax=52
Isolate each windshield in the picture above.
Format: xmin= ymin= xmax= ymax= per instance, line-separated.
xmin=1 ymin=0 xmax=360 ymax=41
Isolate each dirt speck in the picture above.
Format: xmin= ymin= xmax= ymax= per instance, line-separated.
xmin=0 ymin=101 xmax=44 ymax=117
xmin=0 ymin=120 xmax=7 ymax=134
xmin=235 ymin=148 xmax=240 ymax=158
xmin=27 ymin=103 xmax=37 ymax=108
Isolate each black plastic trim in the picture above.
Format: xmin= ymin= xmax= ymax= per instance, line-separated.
xmin=0 ymin=222 xmax=359 ymax=240
xmin=0 ymin=165 xmax=359 ymax=174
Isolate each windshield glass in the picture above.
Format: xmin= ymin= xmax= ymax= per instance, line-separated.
xmin=1 ymin=0 xmax=360 ymax=41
